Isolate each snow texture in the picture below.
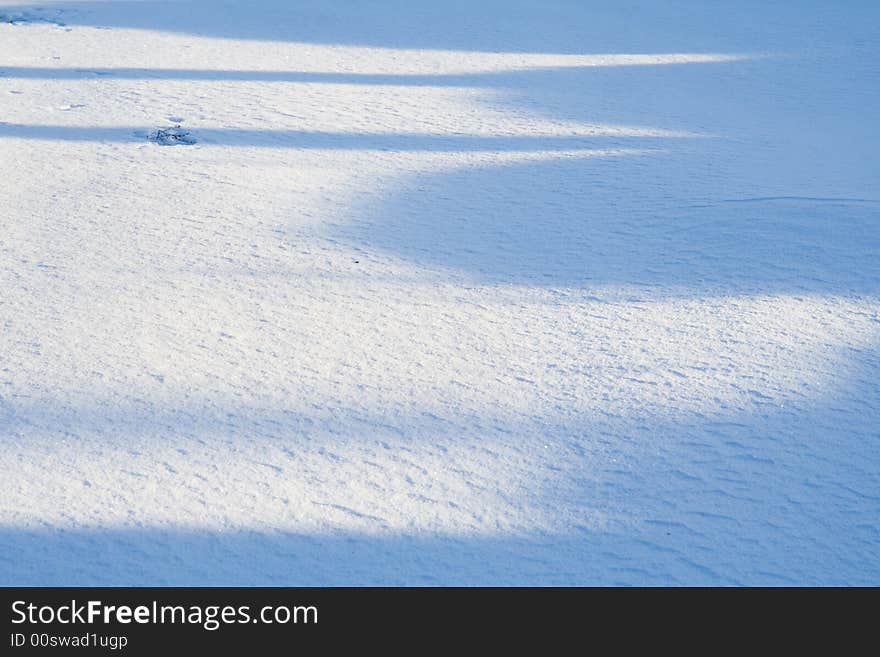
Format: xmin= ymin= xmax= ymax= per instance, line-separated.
xmin=0 ymin=0 xmax=878 ymax=585
xmin=148 ymin=125 xmax=196 ymax=146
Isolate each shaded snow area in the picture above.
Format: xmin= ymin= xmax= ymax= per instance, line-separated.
xmin=1 ymin=0 xmax=878 ymax=585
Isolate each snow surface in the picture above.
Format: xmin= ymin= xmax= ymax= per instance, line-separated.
xmin=1 ymin=0 xmax=878 ymax=585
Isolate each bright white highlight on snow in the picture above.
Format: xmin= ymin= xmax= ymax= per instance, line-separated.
xmin=1 ymin=0 xmax=878 ymax=585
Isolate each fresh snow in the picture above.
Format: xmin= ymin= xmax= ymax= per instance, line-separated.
xmin=0 ymin=0 xmax=878 ymax=585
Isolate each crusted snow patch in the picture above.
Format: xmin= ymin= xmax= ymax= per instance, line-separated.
xmin=148 ymin=125 xmax=196 ymax=146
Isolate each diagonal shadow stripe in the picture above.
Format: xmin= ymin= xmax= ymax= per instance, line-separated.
xmin=0 ymin=56 xmax=750 ymax=86
xmin=0 ymin=123 xmax=689 ymax=150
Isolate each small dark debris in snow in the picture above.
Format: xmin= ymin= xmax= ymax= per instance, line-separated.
xmin=1 ymin=11 xmax=66 ymax=26
xmin=149 ymin=125 xmax=196 ymax=146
